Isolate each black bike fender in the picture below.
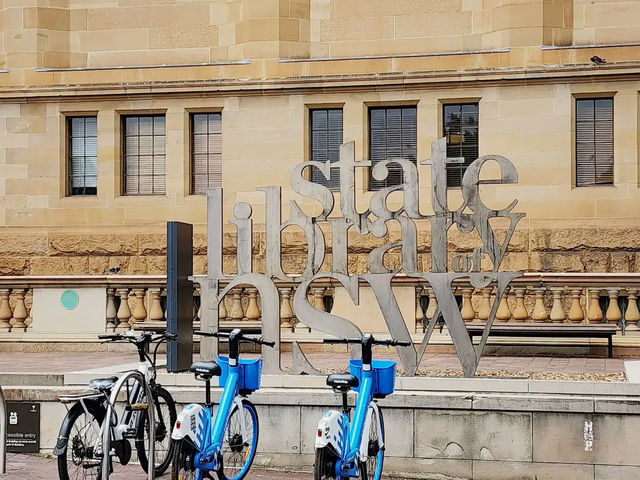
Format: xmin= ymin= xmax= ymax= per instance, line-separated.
xmin=53 ymin=399 xmax=106 ymax=456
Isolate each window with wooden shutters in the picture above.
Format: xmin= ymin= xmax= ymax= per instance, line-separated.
xmin=191 ymin=113 xmax=222 ymax=194
xmin=68 ymin=116 xmax=97 ymax=196
xmin=123 ymin=115 xmax=166 ymax=195
xmin=369 ymin=106 xmax=417 ymax=190
xmin=310 ymin=108 xmax=342 ymax=190
xmin=576 ymin=98 xmax=613 ymax=187
xmin=443 ymin=103 xmax=479 ymax=188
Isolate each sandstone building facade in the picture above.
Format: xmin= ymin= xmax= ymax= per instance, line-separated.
xmin=2 ymin=0 xmax=640 ymax=277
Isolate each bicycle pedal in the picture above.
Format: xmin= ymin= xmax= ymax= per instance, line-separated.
xmin=125 ymin=403 xmax=149 ymax=411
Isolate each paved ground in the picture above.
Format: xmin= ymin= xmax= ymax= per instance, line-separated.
xmin=0 ymin=351 xmax=626 ymax=378
xmin=4 ymin=453 xmax=413 ymax=479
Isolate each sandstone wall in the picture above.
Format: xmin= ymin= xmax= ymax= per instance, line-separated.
xmin=3 ymin=221 xmax=640 ymax=276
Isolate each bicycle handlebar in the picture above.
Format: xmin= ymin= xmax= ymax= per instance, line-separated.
xmin=194 ymin=330 xmax=275 ymax=348
xmin=323 ymin=338 xmax=412 ymax=347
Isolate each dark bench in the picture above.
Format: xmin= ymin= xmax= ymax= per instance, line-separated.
xmin=466 ymin=324 xmax=618 ymax=358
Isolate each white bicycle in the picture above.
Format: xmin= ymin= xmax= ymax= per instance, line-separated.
xmin=54 ymin=331 xmax=177 ymax=480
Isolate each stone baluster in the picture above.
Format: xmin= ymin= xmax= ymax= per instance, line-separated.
xmin=532 ymin=287 xmax=548 ymax=322
xmin=131 ymin=288 xmax=148 ymax=325
xmin=290 ymin=287 xmax=300 ymax=332
xmin=477 ymin=288 xmax=492 ymax=324
xmin=549 ymin=287 xmax=566 ymax=323
xmin=116 ymin=288 xmax=132 ymax=331
xmin=218 ymin=295 xmax=227 ymax=321
xmin=415 ymin=287 xmax=424 ymax=333
xmin=0 ymin=289 xmax=12 ymax=331
xmin=25 ymin=289 xmax=33 ymax=330
xmin=148 ymin=288 xmax=164 ymax=322
xmin=313 ymin=288 xmax=326 ymax=312
xmin=568 ymin=288 xmax=585 ymax=324
xmin=11 ymin=288 xmax=28 ymax=333
xmin=246 ymin=288 xmax=261 ymax=320
xmin=496 ymin=291 xmax=512 ymax=323
xmin=512 ymin=288 xmax=529 ymax=323
xmin=606 ymin=288 xmax=622 ymax=328
xmin=280 ymin=288 xmax=293 ymax=332
xmin=229 ymin=288 xmax=244 ymax=320
xmin=587 ymin=289 xmax=604 ymax=324
xmin=425 ymin=288 xmax=438 ymax=326
xmin=106 ymin=288 xmax=117 ymax=332
xmin=625 ymin=289 xmax=640 ymax=332
xmin=461 ymin=288 xmax=475 ymax=323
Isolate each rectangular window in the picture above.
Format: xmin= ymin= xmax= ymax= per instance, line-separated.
xmin=576 ymin=98 xmax=613 ymax=187
xmin=68 ymin=116 xmax=97 ymax=195
xmin=369 ymin=106 xmax=417 ymax=190
xmin=191 ymin=113 xmax=222 ymax=194
xmin=123 ymin=115 xmax=166 ymax=195
xmin=310 ymin=108 xmax=343 ymax=190
xmin=443 ymin=103 xmax=479 ymax=188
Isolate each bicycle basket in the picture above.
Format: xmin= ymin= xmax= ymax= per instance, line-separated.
xmin=349 ymin=359 xmax=397 ymax=396
xmin=217 ymin=356 xmax=263 ymax=391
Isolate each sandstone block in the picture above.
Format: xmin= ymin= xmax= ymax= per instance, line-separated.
xmin=146 ymin=256 xmax=166 ymax=274
xmin=137 ymin=233 xmax=166 ymax=256
xmin=30 ymin=257 xmax=89 ymax=275
xmin=528 ymin=252 xmax=583 ymax=272
xmin=0 ymin=257 xmax=29 ymax=275
xmin=0 ymin=235 xmax=48 ymax=256
xmin=49 ymin=234 xmax=139 ymax=256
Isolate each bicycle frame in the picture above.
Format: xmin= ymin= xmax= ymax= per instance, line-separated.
xmin=332 ymin=367 xmax=383 ymax=478
xmin=173 ymin=360 xmax=248 ymax=474
xmin=101 ymin=370 xmax=155 ymax=480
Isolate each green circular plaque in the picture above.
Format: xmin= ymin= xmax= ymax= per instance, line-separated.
xmin=61 ymin=290 xmax=79 ymax=310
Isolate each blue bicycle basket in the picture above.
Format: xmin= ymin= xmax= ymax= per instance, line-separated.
xmin=349 ymin=359 xmax=397 ymax=396
xmin=217 ymin=356 xmax=263 ymax=391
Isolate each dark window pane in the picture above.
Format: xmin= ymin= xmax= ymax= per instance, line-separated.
xmin=576 ymin=98 xmax=613 ymax=187
xmin=310 ymin=108 xmax=343 ymax=191
xmin=444 ymin=103 xmax=478 ymax=188
xmin=123 ymin=115 xmax=166 ymax=195
xmin=191 ymin=112 xmax=222 ymax=194
xmin=68 ymin=116 xmax=98 ymax=196
xmin=369 ymin=106 xmax=417 ymax=190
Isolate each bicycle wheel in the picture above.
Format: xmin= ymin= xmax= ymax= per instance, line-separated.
xmin=217 ymin=399 xmax=259 ymax=480
xmin=171 ymin=438 xmax=204 ymax=480
xmin=314 ymin=446 xmax=339 ymax=480
xmin=57 ymin=400 xmax=105 ymax=480
xmin=136 ymin=386 xmax=177 ymax=475
xmin=359 ymin=407 xmax=384 ymax=480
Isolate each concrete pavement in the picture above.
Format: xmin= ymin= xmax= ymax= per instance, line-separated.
xmin=3 ymin=453 xmax=413 ymax=479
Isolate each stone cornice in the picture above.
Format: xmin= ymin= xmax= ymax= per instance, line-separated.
xmin=1 ymin=62 xmax=640 ymax=102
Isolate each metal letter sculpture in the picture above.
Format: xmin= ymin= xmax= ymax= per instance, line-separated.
xmin=194 ymin=138 xmax=525 ymax=377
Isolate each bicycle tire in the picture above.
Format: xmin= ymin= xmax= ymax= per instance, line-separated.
xmin=314 ymin=446 xmax=340 ymax=480
xmin=171 ymin=438 xmax=205 ymax=480
xmin=359 ymin=406 xmax=384 ymax=480
xmin=217 ymin=399 xmax=259 ymax=480
xmin=136 ymin=385 xmax=177 ymax=475
xmin=57 ymin=400 xmax=105 ymax=480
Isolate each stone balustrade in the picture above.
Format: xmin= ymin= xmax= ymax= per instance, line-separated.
xmin=0 ymin=274 xmax=639 ymax=338
xmin=412 ymin=273 xmax=640 ymax=335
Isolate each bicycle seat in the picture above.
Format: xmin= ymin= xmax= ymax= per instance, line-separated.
xmin=190 ymin=361 xmax=222 ymax=379
xmin=89 ymin=376 xmax=118 ymax=392
xmin=327 ymin=373 xmax=359 ymax=392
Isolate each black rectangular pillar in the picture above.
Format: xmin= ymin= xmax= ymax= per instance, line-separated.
xmin=167 ymin=221 xmax=194 ymax=372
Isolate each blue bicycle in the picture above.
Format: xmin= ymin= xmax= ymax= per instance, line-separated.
xmin=171 ymin=328 xmax=274 ymax=480
xmin=315 ymin=333 xmax=410 ymax=480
